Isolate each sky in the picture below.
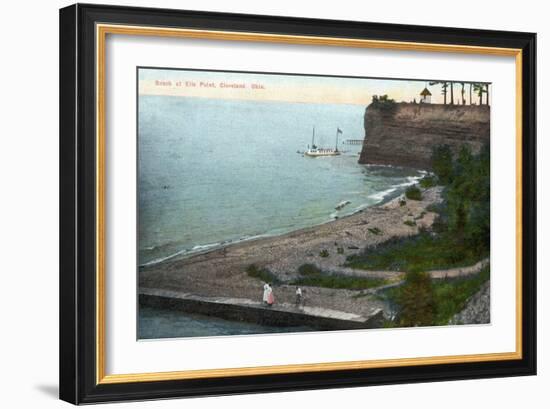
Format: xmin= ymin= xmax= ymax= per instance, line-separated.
xmin=138 ymin=68 xmax=490 ymax=106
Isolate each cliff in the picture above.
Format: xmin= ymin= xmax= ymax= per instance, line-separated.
xmin=358 ymin=103 xmax=490 ymax=169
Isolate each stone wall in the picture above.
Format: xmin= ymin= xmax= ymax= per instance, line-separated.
xmin=140 ymin=293 xmax=385 ymax=331
xmin=449 ymin=281 xmax=490 ymax=325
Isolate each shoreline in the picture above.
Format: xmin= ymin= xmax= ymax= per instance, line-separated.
xmin=139 ymin=186 xmax=444 ymax=318
xmin=139 ymin=182 xmax=414 ymax=269
xmin=140 ymin=185 xmax=416 ymax=271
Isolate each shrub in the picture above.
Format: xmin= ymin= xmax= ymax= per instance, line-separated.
xmin=368 ymin=227 xmax=382 ymax=235
xmin=419 ymin=175 xmax=438 ymax=188
xmin=371 ymin=94 xmax=397 ymax=112
xmin=298 ymin=264 xmax=321 ymax=276
xmin=432 ymin=145 xmax=454 ymax=185
xmin=319 ymin=249 xmax=329 ymax=257
xmin=403 ymin=220 xmax=416 ymax=227
xmin=405 ymin=185 xmax=422 ymax=201
xmin=246 ymin=264 xmax=280 ymax=285
xmin=337 ymin=247 xmax=344 ymax=254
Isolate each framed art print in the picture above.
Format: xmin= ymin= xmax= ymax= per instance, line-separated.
xmin=59 ymin=3 xmax=536 ymax=404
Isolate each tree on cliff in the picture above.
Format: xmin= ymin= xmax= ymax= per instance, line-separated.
xmin=429 ymin=81 xmax=449 ymax=104
xmin=427 ymin=81 xmax=488 ymax=105
xmin=473 ymin=83 xmax=487 ymax=105
xmin=371 ymin=94 xmax=396 ymax=111
xmin=441 ymin=82 xmax=449 ymax=104
xmin=449 ymin=82 xmax=454 ymax=105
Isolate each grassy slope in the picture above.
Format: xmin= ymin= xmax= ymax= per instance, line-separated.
xmin=345 ymin=231 xmax=487 ymax=273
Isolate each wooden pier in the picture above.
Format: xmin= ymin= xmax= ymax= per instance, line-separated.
xmin=342 ymin=139 xmax=364 ymax=145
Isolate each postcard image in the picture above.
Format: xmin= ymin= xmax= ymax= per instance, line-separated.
xmin=137 ymin=67 xmax=491 ymax=339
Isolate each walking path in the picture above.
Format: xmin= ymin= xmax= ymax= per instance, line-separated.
xmin=322 ymin=257 xmax=490 ymax=281
xmin=140 ymin=287 xmax=384 ymax=330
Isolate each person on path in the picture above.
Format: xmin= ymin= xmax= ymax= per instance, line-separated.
xmin=266 ymin=284 xmax=274 ymax=306
xmin=262 ymin=283 xmax=269 ymax=304
xmin=295 ymin=287 xmax=303 ymax=307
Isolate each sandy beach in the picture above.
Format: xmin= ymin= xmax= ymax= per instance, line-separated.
xmin=139 ymin=187 xmax=446 ymax=317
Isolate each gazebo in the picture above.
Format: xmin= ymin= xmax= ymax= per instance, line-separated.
xmin=420 ymin=87 xmax=432 ymax=103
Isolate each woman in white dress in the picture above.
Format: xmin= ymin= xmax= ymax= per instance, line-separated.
xmin=262 ymin=283 xmax=270 ymax=304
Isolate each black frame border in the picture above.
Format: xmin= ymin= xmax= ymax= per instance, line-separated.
xmin=59 ymin=3 xmax=536 ymax=404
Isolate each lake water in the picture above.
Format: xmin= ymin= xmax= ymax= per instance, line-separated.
xmin=138 ymin=96 xmax=424 ymax=266
xmin=139 ymin=306 xmax=316 ymax=339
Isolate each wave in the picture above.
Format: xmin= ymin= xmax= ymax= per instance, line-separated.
xmin=392 ymin=175 xmax=423 ymax=189
xmin=191 ymin=242 xmax=220 ymax=252
xmin=140 ymin=233 xmax=274 ymax=268
xmin=140 ymin=242 xmax=226 ymax=267
xmin=368 ymin=187 xmax=398 ymax=202
xmin=140 ymin=247 xmax=193 ymax=267
xmin=361 ymin=174 xmax=423 ymax=206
